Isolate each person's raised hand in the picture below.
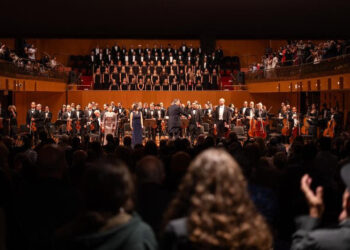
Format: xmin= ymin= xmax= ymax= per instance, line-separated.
xmin=300 ymin=174 xmax=324 ymax=218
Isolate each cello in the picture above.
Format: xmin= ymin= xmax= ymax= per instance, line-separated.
xmin=289 ymin=112 xmax=300 ymax=144
xmin=281 ymin=115 xmax=290 ymax=137
xmin=248 ymin=117 xmax=256 ymax=137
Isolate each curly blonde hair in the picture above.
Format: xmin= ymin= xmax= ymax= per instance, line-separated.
xmin=164 ymin=149 xmax=272 ymax=250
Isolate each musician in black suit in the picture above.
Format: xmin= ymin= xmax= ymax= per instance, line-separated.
xmin=90 ymin=110 xmax=102 ymax=141
xmin=155 ymin=104 xmax=166 ymax=137
xmin=75 ymin=104 xmax=85 ymax=135
xmin=244 ymin=101 xmax=256 ymax=130
xmin=168 ymin=99 xmax=189 ymax=139
xmin=43 ymin=106 xmax=52 ymax=136
xmin=188 ymin=102 xmax=202 ymax=143
xmin=320 ymin=103 xmax=331 ymax=130
xmin=26 ymin=101 xmax=37 ymax=129
xmin=255 ymin=103 xmax=267 ymax=120
xmin=33 ymin=104 xmax=45 ymax=142
xmin=62 ymin=105 xmax=77 ymax=135
xmin=213 ymin=98 xmax=231 ymax=138
xmin=145 ymin=104 xmax=157 ymax=140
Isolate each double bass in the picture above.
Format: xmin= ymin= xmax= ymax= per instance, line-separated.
xmin=300 ymin=116 xmax=309 ymax=135
xmin=254 ymin=118 xmax=267 ymax=139
xmin=323 ymin=118 xmax=336 ymax=138
xmin=289 ymin=113 xmax=300 ymax=144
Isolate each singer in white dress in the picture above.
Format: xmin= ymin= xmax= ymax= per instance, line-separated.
xmin=102 ymin=106 xmax=117 ymax=145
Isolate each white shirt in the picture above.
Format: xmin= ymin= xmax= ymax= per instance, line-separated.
xmin=219 ymin=105 xmax=225 ymax=120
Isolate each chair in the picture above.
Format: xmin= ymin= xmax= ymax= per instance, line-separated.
xmin=124 ymin=123 xmax=132 ymax=136
xmin=231 ymin=126 xmax=247 ymax=141
xmin=202 ymin=123 xmax=209 ymax=135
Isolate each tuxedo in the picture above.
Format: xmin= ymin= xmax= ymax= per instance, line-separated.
xmin=44 ymin=111 xmax=52 ymax=124
xmin=26 ymin=108 xmax=36 ymax=125
xmin=75 ymin=110 xmax=85 ymax=121
xmin=155 ymin=109 xmax=165 ymax=120
xmin=244 ymin=108 xmax=255 ymax=118
xmin=62 ymin=111 xmax=77 ymax=121
xmin=33 ymin=110 xmax=45 ymax=128
xmin=214 ymin=105 xmax=231 ymax=138
xmin=116 ymin=107 xmax=126 ymax=118
xmin=188 ymin=108 xmax=202 ymax=142
xmin=84 ymin=109 xmax=95 ymax=120
xmin=168 ymin=104 xmax=188 ymax=138
xmin=145 ymin=109 xmax=156 ymax=119
xmin=240 ymin=107 xmax=248 ymax=117
xmin=255 ymin=109 xmax=267 ymax=120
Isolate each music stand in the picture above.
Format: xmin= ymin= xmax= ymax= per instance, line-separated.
xmin=144 ymin=119 xmax=157 ymax=140
xmin=181 ymin=118 xmax=189 ymax=137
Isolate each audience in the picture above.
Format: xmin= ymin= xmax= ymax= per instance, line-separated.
xmin=248 ymin=40 xmax=350 ymax=74
xmin=0 ymin=41 xmax=61 ymax=76
xmin=0 ymin=128 xmax=350 ymax=250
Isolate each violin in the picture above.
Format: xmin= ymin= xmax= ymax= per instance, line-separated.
xmin=75 ymin=120 xmax=81 ymax=131
xmin=161 ymin=119 xmax=166 ymax=132
xmin=31 ymin=121 xmax=37 ymax=132
xmin=323 ymin=118 xmax=336 ymax=138
xmin=66 ymin=119 xmax=72 ymax=132
xmin=0 ymin=118 xmax=3 ymax=129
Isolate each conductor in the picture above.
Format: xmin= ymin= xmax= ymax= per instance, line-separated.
xmin=168 ymin=99 xmax=190 ymax=138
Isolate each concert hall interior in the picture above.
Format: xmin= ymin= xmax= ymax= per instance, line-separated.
xmin=1 ymin=1 xmax=350 ymax=250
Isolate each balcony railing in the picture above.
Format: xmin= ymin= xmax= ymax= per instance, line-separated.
xmin=245 ymin=53 xmax=350 ymax=82
xmin=0 ymin=59 xmax=69 ymax=82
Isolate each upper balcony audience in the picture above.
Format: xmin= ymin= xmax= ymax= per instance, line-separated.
xmin=249 ymin=40 xmax=350 ymax=73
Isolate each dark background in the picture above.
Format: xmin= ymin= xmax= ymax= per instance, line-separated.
xmin=1 ymin=0 xmax=350 ymax=38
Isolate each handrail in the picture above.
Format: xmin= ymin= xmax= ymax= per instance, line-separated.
xmin=0 ymin=60 xmax=69 ymax=82
xmin=245 ymin=53 xmax=350 ymax=82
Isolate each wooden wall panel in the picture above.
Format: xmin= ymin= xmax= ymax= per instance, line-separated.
xmin=0 ymin=38 xmax=15 ymax=49
xmin=216 ymin=40 xmax=285 ymax=66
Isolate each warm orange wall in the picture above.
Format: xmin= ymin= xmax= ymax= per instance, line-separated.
xmin=0 ymin=75 xmax=66 ymax=92
xmin=216 ymin=40 xmax=286 ymax=66
xmin=0 ymin=38 xmax=15 ymax=49
xmin=14 ymin=92 xmax=66 ymax=126
xmin=67 ymin=90 xmax=252 ymax=109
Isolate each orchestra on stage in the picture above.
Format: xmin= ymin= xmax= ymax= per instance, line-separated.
xmin=0 ymin=98 xmax=344 ymax=146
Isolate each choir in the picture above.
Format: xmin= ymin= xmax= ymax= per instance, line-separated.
xmin=90 ymin=43 xmax=223 ymax=90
